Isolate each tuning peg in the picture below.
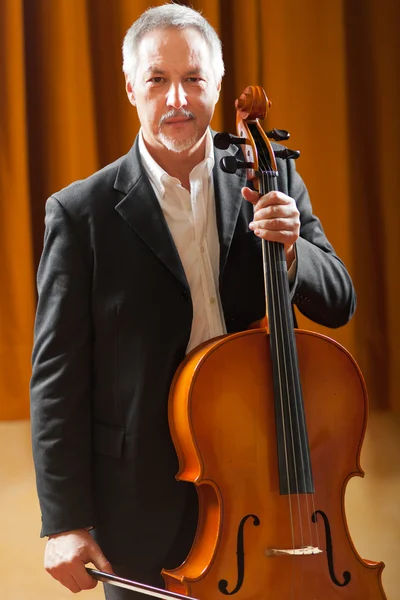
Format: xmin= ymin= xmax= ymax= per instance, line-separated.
xmin=214 ymin=132 xmax=248 ymax=150
xmin=266 ymin=129 xmax=290 ymax=141
xmin=274 ymin=148 xmax=301 ymax=160
xmin=220 ymin=156 xmax=254 ymax=174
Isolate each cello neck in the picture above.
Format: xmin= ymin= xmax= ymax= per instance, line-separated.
xmin=248 ymin=121 xmax=314 ymax=496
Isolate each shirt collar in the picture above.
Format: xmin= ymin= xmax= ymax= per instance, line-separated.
xmin=138 ymin=128 xmax=215 ymax=199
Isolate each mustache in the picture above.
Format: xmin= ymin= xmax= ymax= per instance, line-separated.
xmin=159 ymin=109 xmax=195 ymax=125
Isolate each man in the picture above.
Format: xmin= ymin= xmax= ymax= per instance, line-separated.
xmin=30 ymin=4 xmax=355 ymax=599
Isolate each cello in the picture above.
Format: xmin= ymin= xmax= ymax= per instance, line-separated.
xmin=89 ymin=86 xmax=387 ymax=599
xmin=162 ymin=86 xmax=387 ymax=599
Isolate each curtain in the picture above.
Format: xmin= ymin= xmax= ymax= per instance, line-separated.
xmin=0 ymin=0 xmax=399 ymax=418
xmin=0 ymin=0 xmax=35 ymax=419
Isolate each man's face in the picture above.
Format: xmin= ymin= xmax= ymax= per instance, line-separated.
xmin=126 ymin=27 xmax=221 ymax=155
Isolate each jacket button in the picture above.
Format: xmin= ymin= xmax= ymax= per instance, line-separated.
xmin=181 ymin=290 xmax=189 ymax=302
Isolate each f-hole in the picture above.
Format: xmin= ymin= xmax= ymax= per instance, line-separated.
xmin=218 ymin=514 xmax=260 ymax=595
xmin=312 ymin=510 xmax=351 ymax=587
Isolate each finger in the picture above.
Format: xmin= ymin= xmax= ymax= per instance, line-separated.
xmin=72 ymin=565 xmax=98 ymax=591
xmin=45 ymin=564 xmax=82 ymax=593
xmin=249 ymin=227 xmax=298 ymax=246
xmin=75 ymin=542 xmax=113 ymax=589
xmin=61 ymin=573 xmax=82 ymax=594
xmin=250 ymin=217 xmax=299 ymax=232
xmin=253 ymin=204 xmax=298 ymax=221
xmin=90 ymin=546 xmax=114 ymax=574
xmin=46 ymin=557 xmax=97 ymax=592
xmin=241 ymin=186 xmax=260 ymax=205
xmin=254 ymin=191 xmax=294 ymax=211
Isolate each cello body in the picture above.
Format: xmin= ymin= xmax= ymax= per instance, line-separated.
xmin=163 ymin=328 xmax=386 ymax=599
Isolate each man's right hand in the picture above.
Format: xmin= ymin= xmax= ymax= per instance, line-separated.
xmin=45 ymin=528 xmax=113 ymax=593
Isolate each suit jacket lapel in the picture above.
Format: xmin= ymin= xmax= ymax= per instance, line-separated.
xmin=113 ymin=132 xmax=246 ymax=289
xmin=212 ymin=138 xmax=247 ymax=278
xmin=113 ymin=141 xmax=189 ymax=289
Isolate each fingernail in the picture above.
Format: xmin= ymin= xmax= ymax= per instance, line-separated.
xmin=249 ymin=222 xmax=255 ymax=229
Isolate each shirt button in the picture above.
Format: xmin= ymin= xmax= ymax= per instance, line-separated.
xmin=209 ymin=297 xmax=215 ymax=304
xmin=200 ymin=246 xmax=205 ymax=253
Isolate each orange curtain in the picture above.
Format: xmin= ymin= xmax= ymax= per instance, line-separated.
xmin=0 ymin=0 xmax=399 ymax=418
xmin=0 ymin=0 xmax=35 ymax=419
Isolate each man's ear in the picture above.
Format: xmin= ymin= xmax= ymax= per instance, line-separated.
xmin=215 ymin=80 xmax=221 ymax=104
xmin=125 ymin=75 xmax=136 ymax=106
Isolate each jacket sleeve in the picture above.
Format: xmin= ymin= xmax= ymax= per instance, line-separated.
xmin=30 ymin=196 xmax=95 ymax=536
xmin=281 ymin=158 xmax=356 ymax=328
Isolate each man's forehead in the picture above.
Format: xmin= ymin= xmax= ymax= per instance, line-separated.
xmin=137 ymin=27 xmax=209 ymax=60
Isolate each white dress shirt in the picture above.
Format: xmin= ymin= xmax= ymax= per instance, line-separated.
xmin=138 ymin=129 xmax=227 ymax=353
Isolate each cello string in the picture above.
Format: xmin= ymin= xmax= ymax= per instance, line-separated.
xmin=256 ymin=147 xmax=298 ymax=551
xmin=245 ymin=107 xmax=332 ymax=592
xmin=248 ymin=123 xmax=296 ymax=592
xmin=264 ymin=153 xmax=321 ymax=553
xmin=258 ymin=165 xmax=299 ymax=554
xmin=265 ymin=183 xmax=315 ymax=598
xmin=265 ymin=174 xmax=305 ymax=544
xmin=268 ymin=202 xmax=317 ymax=551
xmin=258 ymin=134 xmax=317 ymax=555
xmin=266 ymin=164 xmax=320 ymax=555
xmin=254 ymin=170 xmax=296 ymax=553
xmin=260 ymin=151 xmax=321 ymax=556
xmin=272 ymin=232 xmax=319 ymax=553
xmin=264 ymin=209 xmax=302 ymax=600
xmin=257 ymin=126 xmax=319 ymax=589
xmin=262 ymin=233 xmax=296 ymax=552
xmin=256 ymin=144 xmax=299 ymax=491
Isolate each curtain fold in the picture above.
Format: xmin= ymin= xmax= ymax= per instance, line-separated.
xmin=344 ymin=0 xmax=400 ymax=410
xmin=0 ymin=0 xmax=35 ymax=419
xmin=0 ymin=0 xmax=398 ymax=418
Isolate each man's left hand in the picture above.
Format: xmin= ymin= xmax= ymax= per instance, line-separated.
xmin=242 ymin=187 xmax=300 ymax=269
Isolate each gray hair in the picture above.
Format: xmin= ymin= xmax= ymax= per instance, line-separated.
xmin=122 ymin=3 xmax=225 ymax=85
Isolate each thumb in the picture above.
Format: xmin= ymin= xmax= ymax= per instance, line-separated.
xmin=241 ymin=186 xmax=260 ymax=205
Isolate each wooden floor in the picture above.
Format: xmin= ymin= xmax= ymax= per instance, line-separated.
xmin=1 ymin=412 xmax=399 ymax=599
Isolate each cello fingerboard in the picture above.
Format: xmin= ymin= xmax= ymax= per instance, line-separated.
xmin=250 ymin=122 xmax=314 ymax=495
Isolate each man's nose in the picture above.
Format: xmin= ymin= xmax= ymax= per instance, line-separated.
xmin=166 ymin=83 xmax=187 ymax=109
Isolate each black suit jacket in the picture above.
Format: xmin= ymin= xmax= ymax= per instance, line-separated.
xmin=30 ymin=132 xmax=355 ymax=568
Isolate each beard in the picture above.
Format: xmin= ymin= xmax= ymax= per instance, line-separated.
xmin=158 ymin=109 xmax=197 ymax=153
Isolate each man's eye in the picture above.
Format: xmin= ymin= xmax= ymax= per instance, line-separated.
xmin=149 ymin=77 xmax=164 ymax=84
xmin=187 ymin=77 xmax=201 ymax=83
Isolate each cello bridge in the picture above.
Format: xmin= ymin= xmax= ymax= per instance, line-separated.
xmin=265 ymin=546 xmax=323 ymax=557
